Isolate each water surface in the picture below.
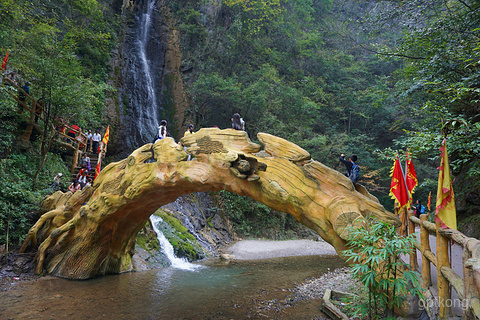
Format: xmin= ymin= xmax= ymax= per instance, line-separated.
xmin=1 ymin=255 xmax=345 ymax=319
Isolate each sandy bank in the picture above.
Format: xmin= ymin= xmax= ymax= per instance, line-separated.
xmin=224 ymin=239 xmax=337 ymax=260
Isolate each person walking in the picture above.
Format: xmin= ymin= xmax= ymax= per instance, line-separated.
xmin=81 ymin=153 xmax=91 ymax=171
xmin=34 ymin=97 xmax=44 ymax=123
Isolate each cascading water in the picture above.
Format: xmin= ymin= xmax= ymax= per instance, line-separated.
xmin=121 ymin=0 xmax=168 ymax=152
xmin=150 ymin=215 xmax=202 ymax=271
xmin=138 ymin=0 xmax=158 ymax=126
xmin=180 ymin=213 xmax=215 ymax=254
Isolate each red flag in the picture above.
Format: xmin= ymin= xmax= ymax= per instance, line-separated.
xmin=1 ymin=51 xmax=8 ymax=71
xmin=390 ymin=157 xmax=409 ymax=210
xmin=435 ymin=139 xmax=457 ymax=229
xmin=427 ymin=191 xmax=432 ymax=211
xmin=102 ymin=125 xmax=110 ymax=145
xmin=405 ymin=152 xmax=418 ymax=197
xmin=94 ymin=157 xmax=101 ymax=180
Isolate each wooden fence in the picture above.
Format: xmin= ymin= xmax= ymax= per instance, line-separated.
xmin=407 ymin=211 xmax=480 ymax=319
xmin=2 ymin=76 xmax=97 ymax=172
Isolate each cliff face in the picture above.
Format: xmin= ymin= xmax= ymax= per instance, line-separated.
xmin=105 ymin=0 xmax=188 ymax=157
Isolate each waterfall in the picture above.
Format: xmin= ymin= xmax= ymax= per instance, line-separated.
xmin=122 ymin=0 xmax=168 ymax=152
xmin=137 ymin=0 xmax=158 ymax=129
xmin=180 ymin=213 xmax=215 ymax=254
xmin=150 ymin=215 xmax=202 ymax=271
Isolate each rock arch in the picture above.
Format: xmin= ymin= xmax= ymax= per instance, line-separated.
xmin=20 ymin=128 xmax=399 ymax=279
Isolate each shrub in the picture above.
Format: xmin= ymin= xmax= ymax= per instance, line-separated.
xmin=342 ymin=219 xmax=423 ymax=319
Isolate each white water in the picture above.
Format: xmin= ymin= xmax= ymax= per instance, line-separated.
xmin=136 ymin=0 xmax=159 ymax=141
xmin=150 ymin=215 xmax=202 ymax=271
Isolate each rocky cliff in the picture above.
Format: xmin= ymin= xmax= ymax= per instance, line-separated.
xmin=105 ymin=0 xmax=188 ymax=157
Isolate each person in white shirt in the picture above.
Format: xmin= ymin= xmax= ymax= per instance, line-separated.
xmin=92 ymin=130 xmax=102 ymax=154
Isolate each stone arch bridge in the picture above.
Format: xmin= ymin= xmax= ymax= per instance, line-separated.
xmin=20 ymin=128 xmax=399 ymax=280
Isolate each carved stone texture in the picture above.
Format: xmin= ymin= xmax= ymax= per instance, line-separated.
xmin=21 ymin=128 xmax=399 ymax=280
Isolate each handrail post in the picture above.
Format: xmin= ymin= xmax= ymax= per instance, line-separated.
xmin=463 ymin=244 xmax=474 ymax=319
xmin=420 ymin=214 xmax=432 ymax=289
xmin=436 ymin=220 xmax=452 ymax=319
xmin=408 ymin=209 xmax=418 ymax=269
xmin=72 ymin=138 xmax=80 ymax=172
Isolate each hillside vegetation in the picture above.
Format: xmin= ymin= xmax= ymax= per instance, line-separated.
xmin=169 ymin=0 xmax=480 ymax=235
xmin=1 ymin=0 xmax=479 ymax=248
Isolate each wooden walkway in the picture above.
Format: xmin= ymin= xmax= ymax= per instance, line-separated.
xmin=2 ymin=76 xmax=107 ymax=182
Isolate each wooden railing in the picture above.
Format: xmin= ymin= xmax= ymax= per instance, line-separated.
xmin=408 ymin=211 xmax=480 ymax=319
xmin=2 ymin=76 xmax=90 ymax=171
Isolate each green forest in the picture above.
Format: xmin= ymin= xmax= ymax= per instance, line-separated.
xmin=1 ymin=0 xmax=479 ymax=248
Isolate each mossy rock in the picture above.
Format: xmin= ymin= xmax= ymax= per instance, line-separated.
xmin=136 ymin=221 xmax=160 ymax=252
xmin=153 ymin=209 xmax=204 ymax=261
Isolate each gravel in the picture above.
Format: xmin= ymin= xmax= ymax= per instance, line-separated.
xmin=293 ymin=266 xmax=360 ymax=300
xmin=225 ymin=239 xmax=337 ymax=259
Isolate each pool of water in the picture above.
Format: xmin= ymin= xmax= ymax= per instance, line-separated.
xmin=0 ymin=255 xmax=345 ymax=319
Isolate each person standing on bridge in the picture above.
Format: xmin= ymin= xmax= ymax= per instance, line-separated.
xmin=182 ymin=124 xmax=195 ymax=160
xmin=340 ymin=153 xmax=360 ymax=183
xmin=157 ymin=120 xmax=168 ymax=141
xmin=412 ymin=199 xmax=425 ymax=218
xmin=231 ymin=113 xmax=244 ymax=130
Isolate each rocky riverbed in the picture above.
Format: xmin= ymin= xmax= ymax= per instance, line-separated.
xmin=223 ymin=239 xmax=361 ymax=319
xmin=0 ymin=252 xmax=39 ymax=292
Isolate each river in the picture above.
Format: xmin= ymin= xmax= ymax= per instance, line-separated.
xmin=0 ymin=254 xmax=345 ymax=319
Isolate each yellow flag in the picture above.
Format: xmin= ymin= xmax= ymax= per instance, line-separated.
xmin=102 ymin=125 xmax=110 ymax=145
xmin=435 ymin=139 xmax=457 ymax=229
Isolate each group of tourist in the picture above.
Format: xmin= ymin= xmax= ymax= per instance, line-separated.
xmin=85 ymin=129 xmax=102 ymax=154
xmin=64 ymin=125 xmax=102 ymax=153
xmin=68 ymin=153 xmax=93 ymax=193
xmin=156 ymin=112 xmax=246 ymax=142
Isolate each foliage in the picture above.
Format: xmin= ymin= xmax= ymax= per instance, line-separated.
xmin=0 ymin=149 xmax=69 ymax=248
xmin=171 ymin=0 xmax=418 ymax=212
xmin=346 ymin=0 xmax=480 ymax=220
xmin=343 ymin=219 xmax=423 ymax=319
xmin=0 ymin=0 xmax=117 ymax=249
xmin=218 ymin=190 xmax=316 ymax=239
xmin=136 ymin=220 xmax=161 ymax=252
xmin=0 ymin=0 xmax=117 ymax=126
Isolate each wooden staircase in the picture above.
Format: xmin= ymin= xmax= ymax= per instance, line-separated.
xmin=71 ymin=152 xmax=99 ymax=183
xmin=2 ymin=76 xmax=107 ymax=182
